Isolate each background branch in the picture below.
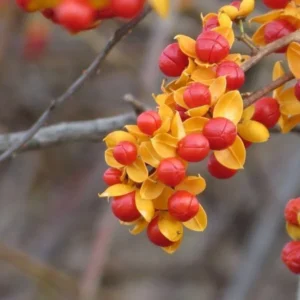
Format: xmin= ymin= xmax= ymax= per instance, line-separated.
xmin=0 ymin=7 xmax=151 ymax=163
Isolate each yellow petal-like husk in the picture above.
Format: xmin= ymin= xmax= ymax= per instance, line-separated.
xmin=250 ymin=10 xmax=282 ymax=24
xmin=125 ymin=125 xmax=149 ymax=142
xmin=139 ymin=141 xmax=162 ymax=168
xmin=242 ymin=105 xmax=255 ymax=121
xmin=219 ymin=5 xmax=239 ymax=20
xmin=287 ymin=42 xmax=300 ymax=79
xmin=214 ymin=136 xmax=246 ymax=170
xmin=213 ymin=91 xmax=243 ymax=124
xmin=158 ymin=212 xmax=183 ymax=242
xmin=238 ymin=120 xmax=270 ymax=143
xmin=151 ymin=133 xmax=178 ymax=158
xmin=171 ymin=112 xmax=186 ymax=139
xmin=126 ymin=157 xmax=148 ymax=183
xmin=153 ymin=186 xmax=174 ymax=210
xmin=278 ymin=87 xmax=300 ymax=116
xmin=279 ymin=114 xmax=300 ymax=133
xmin=272 ymin=61 xmax=285 ymax=98
xmin=104 ymin=131 xmax=136 ymax=148
xmin=213 ymin=26 xmax=235 ymax=47
xmin=251 ymin=24 xmax=267 ymax=47
xmin=175 ymin=175 xmax=206 ymax=195
xmin=162 ymin=239 xmax=182 ymax=254
xmin=183 ymin=117 xmax=209 ymax=134
xmin=209 ymin=76 xmax=227 ymax=105
xmin=174 ymin=35 xmax=197 ymax=58
xmin=148 ymin=0 xmax=169 ymax=18
xmin=140 ymin=173 xmax=165 ymax=200
xmin=135 ymin=191 xmax=155 ymax=222
xmin=187 ymin=105 xmax=210 ymax=117
xmin=104 ymin=149 xmax=123 ymax=169
xmin=191 ymin=67 xmax=216 ymax=84
xmin=286 ymin=222 xmax=300 ymax=240
xmin=129 ymin=218 xmax=148 ymax=235
xmin=99 ymin=184 xmax=135 ymax=198
xmin=174 ymin=87 xmax=189 ymax=109
xmin=183 ymin=204 xmax=207 ymax=232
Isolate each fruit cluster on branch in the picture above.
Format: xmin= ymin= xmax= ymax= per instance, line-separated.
xmin=15 ymin=0 xmax=168 ymax=33
xmin=98 ymin=0 xmax=300 ymax=255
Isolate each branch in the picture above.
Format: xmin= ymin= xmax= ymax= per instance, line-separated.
xmin=243 ymin=72 xmax=295 ymax=108
xmin=0 ymin=113 xmax=136 ymax=153
xmin=241 ymin=30 xmax=300 ymax=72
xmin=0 ymin=7 xmax=152 ymax=163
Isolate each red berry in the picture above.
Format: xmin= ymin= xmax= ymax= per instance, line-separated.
xmin=103 ymin=168 xmax=122 ymax=186
xmin=216 ymin=61 xmax=245 ymax=91
xmin=159 ymin=43 xmax=189 ymax=77
xmin=137 ymin=111 xmax=162 ymax=135
xmin=95 ymin=4 xmax=115 ymax=19
xmin=294 ymin=80 xmax=300 ymax=101
xmin=177 ymin=134 xmax=210 ymax=162
xmin=168 ymin=190 xmax=199 ymax=222
xmin=282 ymin=241 xmax=300 ymax=274
xmin=263 ymin=0 xmax=289 ymax=9
xmin=207 ymin=153 xmax=237 ymax=179
xmin=203 ymin=117 xmax=237 ymax=150
xmin=56 ymin=0 xmax=95 ymax=33
xmin=42 ymin=9 xmax=59 ymax=23
xmin=111 ymin=0 xmax=145 ymax=19
xmin=147 ymin=216 xmax=174 ymax=247
xmin=112 ymin=191 xmax=141 ymax=222
xmin=175 ymin=104 xmax=189 ymax=121
xmin=157 ymin=158 xmax=186 ymax=187
xmin=284 ymin=198 xmax=300 ymax=226
xmin=230 ymin=1 xmax=241 ymax=9
xmin=203 ymin=16 xmax=219 ymax=32
xmin=196 ymin=31 xmax=230 ymax=64
xmin=252 ymin=97 xmax=280 ymax=128
xmin=264 ymin=20 xmax=296 ymax=53
xmin=113 ymin=141 xmax=137 ymax=165
xmin=183 ymin=83 xmax=211 ymax=108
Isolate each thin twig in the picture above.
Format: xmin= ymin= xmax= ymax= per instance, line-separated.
xmin=124 ymin=94 xmax=149 ymax=114
xmin=0 ymin=7 xmax=152 ymax=163
xmin=241 ymin=30 xmax=300 ymax=72
xmin=0 ymin=113 xmax=136 ymax=153
xmin=243 ymin=72 xmax=295 ymax=108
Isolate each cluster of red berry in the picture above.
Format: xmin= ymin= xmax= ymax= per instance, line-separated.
xmin=282 ymin=198 xmax=300 ymax=274
xmin=16 ymin=0 xmax=146 ymax=33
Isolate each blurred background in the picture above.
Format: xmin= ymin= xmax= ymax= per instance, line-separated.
xmin=0 ymin=0 xmax=299 ymax=299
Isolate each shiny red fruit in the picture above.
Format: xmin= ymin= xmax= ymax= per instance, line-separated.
xmin=95 ymin=4 xmax=115 ymax=19
xmin=111 ymin=0 xmax=145 ymax=19
xmin=252 ymin=97 xmax=280 ymax=128
xmin=168 ymin=190 xmax=199 ymax=222
xmin=263 ymin=0 xmax=289 ymax=9
xmin=56 ymin=0 xmax=95 ymax=33
xmin=196 ymin=31 xmax=230 ymax=64
xmin=157 ymin=158 xmax=186 ymax=187
xmin=175 ymin=104 xmax=189 ymax=121
xmin=203 ymin=117 xmax=237 ymax=150
xmin=207 ymin=153 xmax=237 ymax=179
xmin=230 ymin=1 xmax=241 ymax=9
xmin=112 ymin=192 xmax=141 ymax=222
xmin=284 ymin=198 xmax=300 ymax=226
xmin=103 ymin=168 xmax=122 ymax=186
xmin=177 ymin=134 xmax=210 ymax=162
xmin=282 ymin=241 xmax=300 ymax=274
xmin=203 ymin=16 xmax=219 ymax=32
xmin=147 ymin=216 xmax=174 ymax=247
xmin=264 ymin=20 xmax=296 ymax=53
xmin=113 ymin=141 xmax=137 ymax=165
xmin=216 ymin=61 xmax=245 ymax=91
xmin=183 ymin=83 xmax=211 ymax=108
xmin=159 ymin=43 xmax=189 ymax=77
xmin=137 ymin=111 xmax=162 ymax=135
xmin=294 ymin=80 xmax=300 ymax=101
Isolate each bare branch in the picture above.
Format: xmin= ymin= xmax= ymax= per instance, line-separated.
xmin=241 ymin=30 xmax=300 ymax=72
xmin=244 ymin=72 xmax=295 ymax=108
xmin=0 ymin=7 xmax=152 ymax=163
xmin=0 ymin=113 xmax=136 ymax=153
